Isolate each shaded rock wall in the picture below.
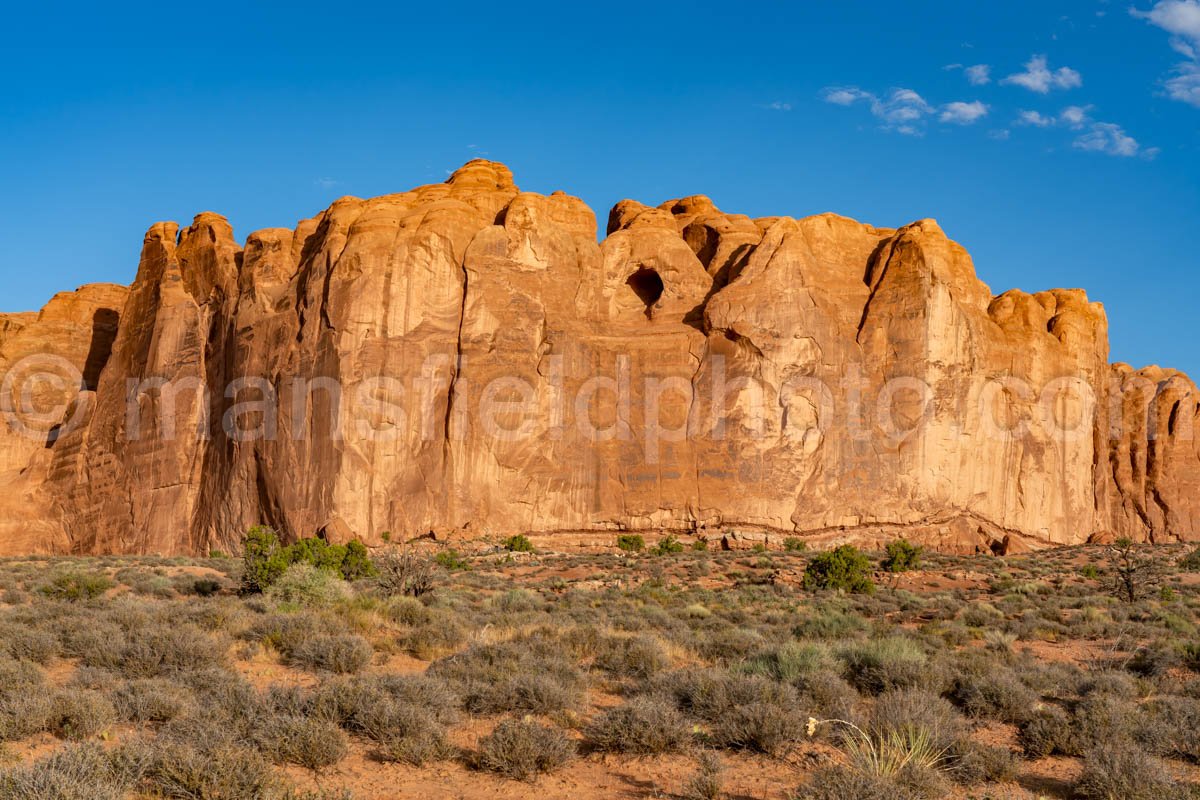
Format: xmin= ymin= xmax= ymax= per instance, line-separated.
xmin=0 ymin=161 xmax=1195 ymax=554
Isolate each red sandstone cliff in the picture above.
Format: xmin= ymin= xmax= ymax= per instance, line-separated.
xmin=0 ymin=161 xmax=1195 ymax=555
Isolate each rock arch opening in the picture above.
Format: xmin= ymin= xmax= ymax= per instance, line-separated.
xmin=626 ymin=267 xmax=664 ymax=318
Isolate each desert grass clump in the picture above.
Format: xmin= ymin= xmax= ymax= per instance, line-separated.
xmin=1074 ymin=740 xmax=1186 ymax=800
xmin=0 ymin=743 xmax=132 ymax=800
xmin=38 ymin=571 xmax=113 ymax=602
xmin=266 ymin=563 xmax=351 ymax=608
xmin=257 ymin=714 xmax=349 ymax=771
xmin=476 ymin=718 xmax=575 ymax=781
xmin=680 ymin=751 xmax=725 ymax=800
xmin=290 ymin=634 xmax=373 ymax=674
xmin=111 ymin=678 xmax=194 ymax=724
xmin=651 ymin=669 xmax=805 ymax=754
xmin=587 ymin=696 xmax=692 ymax=755
xmin=429 ymin=638 xmax=585 ymax=715
xmin=839 ymin=637 xmax=928 ymax=695
xmin=594 ymin=634 xmax=670 ymax=679
xmin=48 ymin=689 xmax=117 ymax=741
xmin=740 ymin=641 xmax=833 ymax=683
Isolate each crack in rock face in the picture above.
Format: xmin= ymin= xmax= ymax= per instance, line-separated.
xmin=0 ymin=159 xmax=1195 ymax=556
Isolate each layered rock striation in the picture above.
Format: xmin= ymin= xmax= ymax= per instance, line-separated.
xmin=0 ymin=161 xmax=1195 ymax=555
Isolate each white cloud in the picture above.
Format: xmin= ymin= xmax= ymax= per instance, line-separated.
xmin=763 ymin=101 xmax=793 ymax=111
xmin=965 ymin=64 xmax=992 ymax=85
xmin=1133 ymin=1 xmax=1200 ymax=106
xmin=1059 ymin=104 xmax=1093 ymax=128
xmin=1017 ymin=110 xmax=1055 ymax=127
xmin=940 ymin=101 xmax=990 ymax=124
xmin=1001 ymin=54 xmax=1083 ymax=93
xmin=1164 ymin=62 xmax=1200 ymax=105
xmin=989 ymin=129 xmax=1012 ymax=140
xmin=1073 ymin=122 xmax=1141 ymax=156
xmin=1132 ymin=0 xmax=1200 ymax=44
xmin=822 ymin=87 xmax=872 ymax=106
xmin=821 ymin=86 xmax=933 ymax=134
xmin=314 ymin=177 xmax=340 ymax=189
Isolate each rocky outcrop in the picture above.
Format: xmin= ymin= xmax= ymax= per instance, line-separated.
xmin=0 ymin=161 xmax=1195 ymax=555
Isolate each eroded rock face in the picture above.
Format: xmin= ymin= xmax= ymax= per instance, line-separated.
xmin=0 ymin=160 xmax=1195 ymax=555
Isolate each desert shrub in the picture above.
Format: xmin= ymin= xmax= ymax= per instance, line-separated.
xmin=241 ymin=525 xmax=289 ymax=594
xmin=794 ymin=608 xmax=869 ymax=640
xmin=1074 ymin=740 xmax=1185 ymax=800
xmin=311 ymin=675 xmax=457 ymax=765
xmin=1180 ymin=546 xmax=1200 ymax=571
xmin=594 ymin=634 xmax=670 ymax=679
xmin=476 ymin=719 xmax=575 ymax=781
xmin=375 ymin=549 xmax=436 ymax=598
xmin=111 ymin=679 xmax=193 ymax=724
xmin=0 ymin=743 xmax=132 ymax=800
xmin=38 ymin=571 xmax=113 ymax=602
xmin=740 ymin=642 xmax=832 ymax=683
xmin=0 ymin=624 xmax=58 ymax=664
xmin=48 ymin=689 xmax=116 ymax=741
xmin=881 ymin=539 xmax=923 ymax=573
xmin=652 ymin=536 xmax=685 ymax=555
xmin=617 ymin=534 xmax=645 ymax=552
xmin=1018 ymin=705 xmax=1072 ymax=758
xmin=691 ymin=540 xmax=709 ymax=552
xmin=796 ymin=671 xmax=860 ymax=722
xmin=1141 ymin=697 xmax=1200 ymax=762
xmin=429 ymin=639 xmax=584 ymax=715
xmin=257 ymin=714 xmax=348 ymax=771
xmin=796 ymin=767 xmax=919 ymax=800
xmin=503 ymin=535 xmax=535 ymax=553
xmin=650 ymin=669 xmax=804 ymax=754
xmin=840 ymin=637 xmax=928 ymax=695
xmin=265 ymin=563 xmax=350 ymax=608
xmin=339 ymin=540 xmax=377 ymax=581
xmin=804 ymin=546 xmax=875 ymax=594
xmin=290 ymin=634 xmax=373 ymax=674
xmin=869 ymin=688 xmax=966 ymax=753
xmin=783 ymin=537 xmax=808 ymax=552
xmin=246 ymin=612 xmax=341 ymax=658
xmin=947 ymin=654 xmax=1037 ymax=723
xmin=0 ymin=692 xmax=57 ymax=741
xmin=191 ymin=578 xmax=222 ymax=597
xmin=587 ymin=696 xmax=691 ymax=755
xmin=401 ymin=616 xmax=467 ymax=660
xmin=104 ymin=624 xmax=226 ymax=679
xmin=434 ymin=550 xmax=469 ymax=571
xmin=1108 ymin=538 xmax=1163 ymax=603
xmin=131 ymin=735 xmax=277 ymax=800
xmin=680 ymin=751 xmax=725 ymax=800
xmin=1127 ymin=643 xmax=1179 ymax=677
xmin=946 ymin=739 xmax=1017 ymax=785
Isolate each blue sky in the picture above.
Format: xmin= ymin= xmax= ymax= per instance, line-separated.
xmin=2 ymin=0 xmax=1197 ymax=374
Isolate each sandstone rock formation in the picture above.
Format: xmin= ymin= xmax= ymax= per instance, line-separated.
xmin=0 ymin=160 xmax=1195 ymax=555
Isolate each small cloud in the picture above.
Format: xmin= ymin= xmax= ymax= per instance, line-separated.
xmin=1131 ymin=1 xmax=1200 ymax=105
xmin=764 ymin=101 xmax=793 ymax=111
xmin=1059 ymin=104 xmax=1093 ymax=128
xmin=1002 ymin=54 xmax=1083 ymax=93
xmin=822 ymin=87 xmax=872 ymax=106
xmin=1165 ymin=61 xmax=1200 ymax=105
xmin=939 ymin=100 xmax=990 ymax=124
xmin=943 ymin=63 xmax=964 ymax=71
xmin=1073 ymin=122 xmax=1143 ymax=157
xmin=965 ymin=64 xmax=992 ymax=85
xmin=821 ymin=86 xmax=932 ymax=134
xmin=989 ymin=129 xmax=1012 ymax=140
xmin=314 ymin=177 xmax=340 ymax=189
xmin=1017 ymin=110 xmax=1055 ymax=127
